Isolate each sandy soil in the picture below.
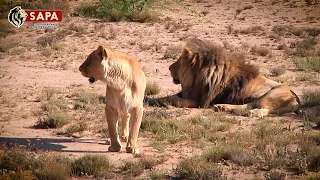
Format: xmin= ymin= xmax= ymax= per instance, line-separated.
xmin=0 ymin=0 xmax=319 ymax=179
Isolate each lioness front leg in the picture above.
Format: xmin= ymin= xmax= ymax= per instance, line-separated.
xmin=120 ymin=113 xmax=130 ymax=142
xmin=126 ymin=105 xmax=143 ymax=154
xmin=105 ymin=105 xmax=121 ymax=152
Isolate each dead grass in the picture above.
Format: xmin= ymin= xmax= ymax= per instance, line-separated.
xmin=73 ymin=90 xmax=103 ymax=111
xmin=295 ymin=37 xmax=319 ymax=57
xmin=141 ymin=113 xmax=235 ymax=143
xmin=145 ymin=81 xmax=161 ymax=95
xmin=236 ymin=5 xmax=254 ymax=14
xmin=120 ymin=156 xmax=164 ymax=177
xmin=41 ymin=98 xmax=67 ymax=112
xmin=164 ymin=18 xmax=189 ymax=33
xmin=62 ymin=122 xmax=88 ymax=137
xmin=302 ymin=90 xmax=320 ymax=107
xmin=0 ymin=38 xmax=19 ymax=53
xmin=294 ymin=57 xmax=320 ymax=72
xmin=264 ymin=171 xmax=286 ymax=180
xmin=162 ymin=45 xmax=182 ymax=59
xmin=175 ymin=156 xmax=224 ymax=180
xmin=251 ymin=45 xmax=271 ymax=56
xmin=0 ymin=20 xmax=15 ymax=38
xmin=273 ymin=25 xmax=320 ymax=37
xmin=71 ymin=154 xmax=113 ymax=177
xmin=0 ymin=148 xmax=70 ymax=180
xmin=238 ymin=25 xmax=264 ymax=35
xmin=35 ymin=111 xmax=71 ymax=129
xmin=271 ymin=66 xmax=286 ymax=76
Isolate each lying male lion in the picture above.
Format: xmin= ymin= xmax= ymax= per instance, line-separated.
xmin=79 ymin=45 xmax=146 ymax=154
xmin=146 ymin=38 xmax=300 ymax=118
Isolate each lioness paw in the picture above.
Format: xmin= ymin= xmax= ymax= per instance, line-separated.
xmin=120 ymin=136 xmax=128 ymax=142
xmin=126 ymin=147 xmax=140 ymax=154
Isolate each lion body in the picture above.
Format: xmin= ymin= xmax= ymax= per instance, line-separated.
xmin=79 ymin=46 xmax=146 ymax=154
xmin=149 ymin=38 xmax=300 ymax=118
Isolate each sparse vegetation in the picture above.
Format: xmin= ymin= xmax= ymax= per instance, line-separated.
xmin=0 ymin=20 xmax=15 ymax=38
xmin=302 ymin=90 xmax=320 ymax=107
xmin=295 ymin=57 xmax=320 ymax=72
xmin=252 ymin=45 xmax=271 ymax=56
xmin=71 ymin=155 xmax=113 ymax=177
xmin=271 ymin=66 xmax=286 ymax=76
xmin=175 ymin=156 xmax=224 ymax=180
xmin=35 ymin=111 xmax=71 ymax=128
xmin=145 ymin=81 xmax=161 ymax=95
xmin=239 ymin=25 xmax=264 ymax=35
xmin=295 ymin=37 xmax=319 ymax=57
xmin=236 ymin=5 xmax=253 ymax=14
xmin=75 ymin=0 xmax=157 ymax=22
xmin=162 ymin=45 xmax=182 ymax=59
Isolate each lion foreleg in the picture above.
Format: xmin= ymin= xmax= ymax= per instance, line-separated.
xmin=120 ymin=113 xmax=130 ymax=142
xmin=126 ymin=105 xmax=143 ymax=154
xmin=213 ymin=103 xmax=253 ymax=115
xmin=145 ymin=94 xmax=199 ymax=108
xmin=105 ymin=105 xmax=121 ymax=152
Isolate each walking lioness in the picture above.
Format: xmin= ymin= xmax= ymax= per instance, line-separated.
xmin=79 ymin=45 xmax=146 ymax=154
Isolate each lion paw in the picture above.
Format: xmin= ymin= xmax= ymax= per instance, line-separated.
xmin=108 ymin=143 xmax=121 ymax=152
xmin=213 ymin=104 xmax=227 ymax=112
xmin=248 ymin=109 xmax=269 ymax=119
xmin=126 ymin=147 xmax=140 ymax=154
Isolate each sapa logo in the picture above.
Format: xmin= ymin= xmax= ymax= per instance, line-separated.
xmin=26 ymin=10 xmax=63 ymax=22
xmin=8 ymin=6 xmax=63 ymax=28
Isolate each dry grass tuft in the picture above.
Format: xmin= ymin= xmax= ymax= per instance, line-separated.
xmin=71 ymin=154 xmax=113 ymax=177
xmin=271 ymin=66 xmax=286 ymax=76
xmin=302 ymin=90 xmax=320 ymax=107
xmin=145 ymin=81 xmax=161 ymax=95
xmin=251 ymin=45 xmax=271 ymax=56
xmin=162 ymin=45 xmax=182 ymax=59
xmin=35 ymin=111 xmax=71 ymax=129
xmin=175 ymin=156 xmax=224 ymax=180
xmin=295 ymin=57 xmax=320 ymax=72
xmin=239 ymin=25 xmax=264 ymax=35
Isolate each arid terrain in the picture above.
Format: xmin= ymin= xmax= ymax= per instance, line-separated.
xmin=0 ymin=0 xmax=320 ymax=179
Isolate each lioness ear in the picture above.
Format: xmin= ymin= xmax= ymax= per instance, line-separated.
xmin=96 ymin=45 xmax=108 ymax=60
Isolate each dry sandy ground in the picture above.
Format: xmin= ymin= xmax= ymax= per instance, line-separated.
xmin=0 ymin=0 xmax=320 ymax=179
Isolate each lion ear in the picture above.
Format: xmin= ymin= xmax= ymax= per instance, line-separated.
xmin=184 ymin=47 xmax=194 ymax=58
xmin=96 ymin=45 xmax=108 ymax=60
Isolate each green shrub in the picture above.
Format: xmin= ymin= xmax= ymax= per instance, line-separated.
xmin=76 ymin=0 xmax=157 ymax=22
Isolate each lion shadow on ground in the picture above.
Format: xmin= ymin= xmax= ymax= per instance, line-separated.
xmin=0 ymin=137 xmax=109 ymax=153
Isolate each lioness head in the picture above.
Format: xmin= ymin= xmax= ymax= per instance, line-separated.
xmin=169 ymin=47 xmax=194 ymax=85
xmin=79 ymin=46 xmax=108 ymax=84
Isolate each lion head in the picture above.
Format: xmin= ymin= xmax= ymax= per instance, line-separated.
xmin=169 ymin=38 xmax=259 ymax=108
xmin=79 ymin=46 xmax=108 ymax=84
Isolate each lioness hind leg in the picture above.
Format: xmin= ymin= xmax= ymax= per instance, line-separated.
xmin=126 ymin=105 xmax=143 ymax=154
xmin=120 ymin=113 xmax=130 ymax=142
xmin=105 ymin=105 xmax=121 ymax=152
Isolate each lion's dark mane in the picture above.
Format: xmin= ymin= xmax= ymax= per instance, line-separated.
xmin=180 ymin=38 xmax=259 ymax=108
